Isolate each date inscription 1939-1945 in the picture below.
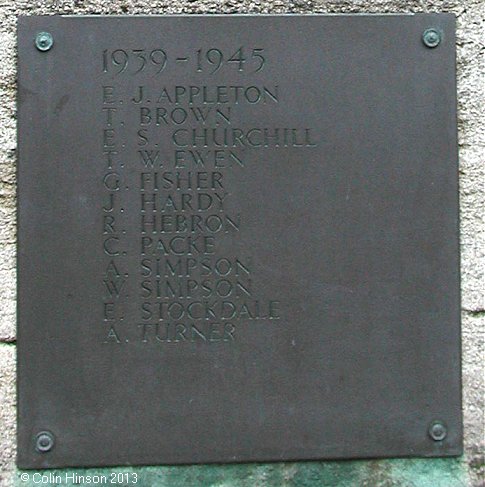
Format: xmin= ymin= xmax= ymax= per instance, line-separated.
xmin=102 ymin=47 xmax=266 ymax=75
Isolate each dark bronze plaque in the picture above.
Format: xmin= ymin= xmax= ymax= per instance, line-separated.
xmin=17 ymin=14 xmax=462 ymax=469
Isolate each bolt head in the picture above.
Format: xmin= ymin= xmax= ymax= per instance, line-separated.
xmin=428 ymin=421 xmax=447 ymax=441
xmin=35 ymin=32 xmax=54 ymax=52
xmin=35 ymin=431 xmax=55 ymax=453
xmin=422 ymin=28 xmax=441 ymax=48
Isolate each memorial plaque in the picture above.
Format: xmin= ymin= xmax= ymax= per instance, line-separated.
xmin=17 ymin=14 xmax=462 ymax=469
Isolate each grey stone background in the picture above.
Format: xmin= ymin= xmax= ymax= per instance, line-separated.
xmin=0 ymin=1 xmax=483 ymax=486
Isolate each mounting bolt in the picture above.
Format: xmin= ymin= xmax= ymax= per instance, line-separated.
xmin=422 ymin=28 xmax=441 ymax=48
xmin=35 ymin=32 xmax=54 ymax=52
xmin=35 ymin=431 xmax=55 ymax=453
xmin=428 ymin=421 xmax=447 ymax=441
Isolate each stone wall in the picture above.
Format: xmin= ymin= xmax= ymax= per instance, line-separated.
xmin=0 ymin=1 xmax=483 ymax=486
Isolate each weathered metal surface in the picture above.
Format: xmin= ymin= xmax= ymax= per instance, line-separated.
xmin=17 ymin=14 xmax=461 ymax=469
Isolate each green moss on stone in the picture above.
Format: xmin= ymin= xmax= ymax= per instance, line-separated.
xmin=16 ymin=457 xmax=469 ymax=487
